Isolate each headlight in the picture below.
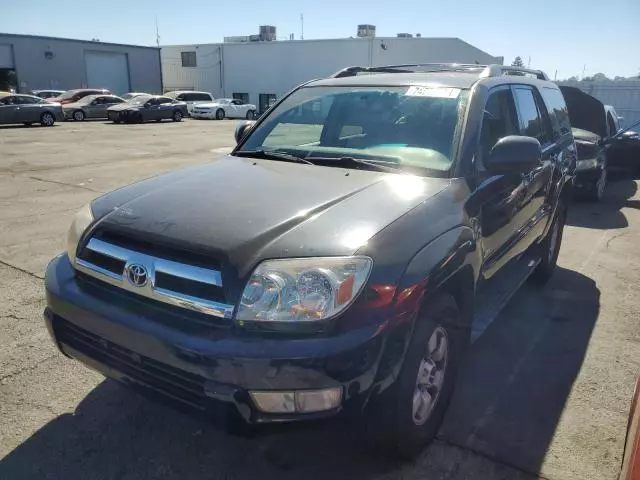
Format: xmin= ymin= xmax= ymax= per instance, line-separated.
xmin=236 ymin=257 xmax=373 ymax=322
xmin=575 ymin=158 xmax=598 ymax=171
xmin=66 ymin=203 xmax=94 ymax=264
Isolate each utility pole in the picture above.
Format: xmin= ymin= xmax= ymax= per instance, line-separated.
xmin=554 ymin=69 xmax=557 ymax=81
xmin=300 ymin=14 xmax=304 ymax=40
xmin=155 ymin=16 xmax=160 ymax=47
xmin=527 ymin=56 xmax=531 ymax=68
xmin=581 ymin=64 xmax=586 ymax=80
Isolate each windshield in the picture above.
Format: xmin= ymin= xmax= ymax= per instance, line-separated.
xmin=55 ymin=90 xmax=79 ymax=101
xmin=239 ymin=85 xmax=468 ymax=175
xmin=129 ymin=96 xmax=151 ymax=105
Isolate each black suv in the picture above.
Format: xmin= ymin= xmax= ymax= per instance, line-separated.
xmin=44 ymin=63 xmax=575 ymax=457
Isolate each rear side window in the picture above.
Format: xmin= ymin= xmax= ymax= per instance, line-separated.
xmin=513 ymin=87 xmax=552 ymax=146
xmin=540 ymin=87 xmax=571 ymax=138
xmin=157 ymin=98 xmax=173 ymax=105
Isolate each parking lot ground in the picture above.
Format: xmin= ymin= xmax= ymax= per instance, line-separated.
xmin=1 ymin=121 xmax=639 ymax=480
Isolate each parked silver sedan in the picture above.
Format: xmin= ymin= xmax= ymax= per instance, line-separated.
xmin=63 ymin=94 xmax=126 ymax=121
xmin=0 ymin=94 xmax=64 ymax=126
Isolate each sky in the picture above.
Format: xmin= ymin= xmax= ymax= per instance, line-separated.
xmin=1 ymin=0 xmax=638 ymax=80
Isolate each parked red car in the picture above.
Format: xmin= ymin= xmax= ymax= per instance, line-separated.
xmin=48 ymin=88 xmax=112 ymax=105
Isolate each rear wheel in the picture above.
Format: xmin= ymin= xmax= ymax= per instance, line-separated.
xmin=172 ymin=110 xmax=183 ymax=122
xmin=215 ymin=109 xmax=225 ymax=120
xmin=72 ymin=110 xmax=85 ymax=121
xmin=40 ymin=112 xmax=55 ymax=127
xmin=364 ymin=294 xmax=468 ymax=458
xmin=529 ymin=200 xmax=566 ymax=284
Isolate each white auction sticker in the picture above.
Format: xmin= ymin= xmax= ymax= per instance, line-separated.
xmin=405 ymin=86 xmax=461 ymax=98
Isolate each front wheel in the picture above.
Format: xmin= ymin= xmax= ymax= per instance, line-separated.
xmin=215 ymin=109 xmax=225 ymax=120
xmin=172 ymin=110 xmax=182 ymax=122
xmin=586 ymin=168 xmax=607 ymax=202
xmin=72 ymin=110 xmax=85 ymax=121
xmin=364 ymin=294 xmax=468 ymax=458
xmin=529 ymin=200 xmax=566 ymax=285
xmin=246 ymin=110 xmax=256 ymax=120
xmin=40 ymin=112 xmax=55 ymax=127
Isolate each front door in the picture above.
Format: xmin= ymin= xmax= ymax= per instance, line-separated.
xmin=473 ymin=86 xmax=533 ymax=278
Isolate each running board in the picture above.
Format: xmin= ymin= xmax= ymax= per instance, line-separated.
xmin=471 ymin=254 xmax=540 ymax=343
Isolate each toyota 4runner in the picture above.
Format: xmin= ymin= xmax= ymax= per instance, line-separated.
xmin=44 ymin=63 xmax=575 ymax=457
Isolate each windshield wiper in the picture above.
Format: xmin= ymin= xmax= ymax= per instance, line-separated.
xmin=307 ymin=156 xmax=404 ymax=173
xmin=235 ymin=149 xmax=314 ymax=165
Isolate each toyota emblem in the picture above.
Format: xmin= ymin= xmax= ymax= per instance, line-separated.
xmin=126 ymin=263 xmax=148 ymax=287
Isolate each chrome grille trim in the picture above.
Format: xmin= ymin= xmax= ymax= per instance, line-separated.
xmin=75 ymin=238 xmax=234 ymax=319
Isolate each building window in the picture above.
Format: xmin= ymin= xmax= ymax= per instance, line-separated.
xmin=181 ymin=51 xmax=197 ymax=67
xmin=233 ymin=93 xmax=249 ymax=104
xmin=259 ymin=93 xmax=277 ymax=114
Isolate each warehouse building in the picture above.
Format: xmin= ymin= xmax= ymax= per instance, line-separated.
xmin=0 ymin=33 xmax=162 ymax=95
xmin=161 ymin=32 xmax=503 ymax=113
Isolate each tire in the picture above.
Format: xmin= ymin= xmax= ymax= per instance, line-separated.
xmin=114 ymin=119 xmax=121 ymax=124
xmin=364 ymin=293 xmax=469 ymax=459
xmin=584 ymin=168 xmax=607 ymax=202
xmin=172 ymin=110 xmax=183 ymax=122
xmin=72 ymin=110 xmax=85 ymax=121
xmin=246 ymin=110 xmax=256 ymax=120
xmin=529 ymin=199 xmax=566 ymax=285
xmin=40 ymin=112 xmax=55 ymax=127
xmin=215 ymin=109 xmax=225 ymax=120
xmin=23 ymin=122 xmax=33 ymax=126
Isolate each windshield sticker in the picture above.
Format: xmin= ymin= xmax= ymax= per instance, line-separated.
xmin=405 ymin=86 xmax=461 ymax=98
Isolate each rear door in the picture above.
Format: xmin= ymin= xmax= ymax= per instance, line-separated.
xmin=16 ymin=95 xmax=43 ymax=123
xmin=511 ymin=85 xmax=555 ymax=247
xmin=84 ymin=96 xmax=103 ymax=118
xmin=156 ymin=97 xmax=174 ymax=119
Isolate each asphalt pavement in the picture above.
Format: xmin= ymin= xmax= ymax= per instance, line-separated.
xmin=1 ymin=120 xmax=639 ymax=480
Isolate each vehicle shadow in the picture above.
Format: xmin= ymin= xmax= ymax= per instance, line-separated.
xmin=566 ymin=179 xmax=637 ymax=229
xmin=0 ymin=124 xmax=59 ymax=130
xmin=440 ymin=266 xmax=600 ymax=477
xmin=0 ymin=268 xmax=599 ymax=480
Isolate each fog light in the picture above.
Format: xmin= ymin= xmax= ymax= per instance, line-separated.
xmin=250 ymin=391 xmax=295 ymax=413
xmin=295 ymin=388 xmax=342 ymax=413
xmin=250 ymin=388 xmax=342 ymax=414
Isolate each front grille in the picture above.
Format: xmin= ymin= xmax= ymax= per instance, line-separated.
xmin=54 ymin=316 xmax=210 ymax=410
xmin=75 ymin=234 xmax=234 ymax=320
xmin=94 ymin=229 xmax=221 ymax=271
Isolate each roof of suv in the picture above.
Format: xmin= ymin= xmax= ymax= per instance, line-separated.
xmin=310 ymin=72 xmax=482 ymax=89
xmin=308 ymin=64 xmax=553 ymax=90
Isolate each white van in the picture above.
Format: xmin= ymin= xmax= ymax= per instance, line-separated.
xmin=164 ymin=91 xmax=214 ymax=115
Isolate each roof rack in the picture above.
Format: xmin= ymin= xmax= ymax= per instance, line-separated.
xmin=330 ymin=63 xmax=549 ymax=81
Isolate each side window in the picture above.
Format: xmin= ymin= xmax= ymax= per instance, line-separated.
xmin=110 ymin=97 xmax=124 ymax=104
xmin=175 ymin=94 xmax=185 ymax=101
xmin=181 ymin=51 xmax=197 ymax=67
xmin=194 ymin=93 xmax=211 ymax=101
xmin=513 ymin=87 xmax=551 ymax=146
xmin=17 ymin=96 xmax=38 ymax=105
xmin=157 ymin=98 xmax=172 ymax=105
xmin=540 ymin=87 xmax=571 ymax=139
xmin=478 ymin=88 xmax=519 ymax=165
xmin=2 ymin=96 xmax=18 ymax=105
xmin=233 ymin=92 xmax=249 ymax=104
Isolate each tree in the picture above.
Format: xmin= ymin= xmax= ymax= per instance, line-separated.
xmin=511 ymin=56 xmax=524 ymax=67
xmin=592 ymin=72 xmax=609 ymax=81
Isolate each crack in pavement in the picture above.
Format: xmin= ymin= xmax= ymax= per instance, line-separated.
xmin=435 ymin=435 xmax=552 ymax=480
xmin=25 ymin=175 xmax=104 ymax=193
xmin=0 ymin=259 xmax=44 ymax=280
xmin=0 ymin=353 xmax=57 ymax=383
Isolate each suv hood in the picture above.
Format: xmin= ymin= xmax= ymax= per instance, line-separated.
xmin=560 ymin=86 xmax=607 ymax=138
xmin=91 ymin=156 xmax=448 ymax=278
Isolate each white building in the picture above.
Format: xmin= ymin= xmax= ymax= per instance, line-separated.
xmin=161 ymin=37 xmax=503 ymax=113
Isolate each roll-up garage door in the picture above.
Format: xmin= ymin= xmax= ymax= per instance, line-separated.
xmin=85 ymin=51 xmax=130 ymax=94
xmin=0 ymin=44 xmax=14 ymax=69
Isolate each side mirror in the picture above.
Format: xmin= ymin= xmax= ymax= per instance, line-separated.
xmin=235 ymin=120 xmax=255 ymax=144
xmin=485 ymin=135 xmax=541 ymax=175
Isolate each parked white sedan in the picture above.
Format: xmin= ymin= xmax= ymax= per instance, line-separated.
xmin=191 ymin=98 xmax=257 ymax=120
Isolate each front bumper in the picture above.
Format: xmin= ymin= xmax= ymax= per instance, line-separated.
xmin=44 ymin=254 xmax=393 ymax=424
xmin=191 ymin=111 xmax=217 ymax=119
